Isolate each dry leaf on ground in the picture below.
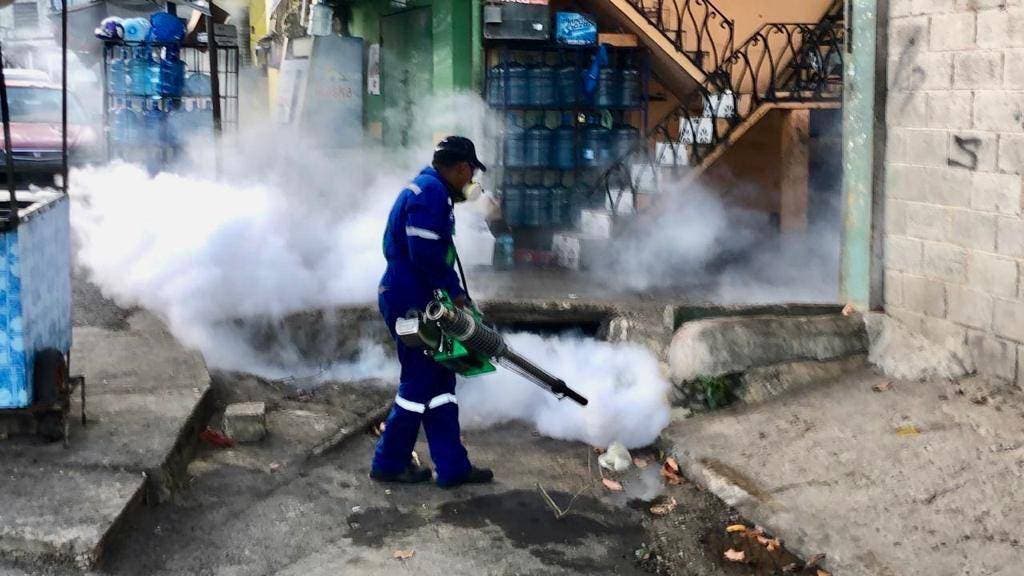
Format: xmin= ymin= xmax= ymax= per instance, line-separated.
xmin=602 ymin=478 xmax=624 ymax=492
xmin=756 ymin=535 xmax=781 ymax=551
xmin=664 ymin=456 xmax=680 ymax=473
xmin=895 ymin=424 xmax=920 ymax=436
xmin=660 ymin=458 xmax=683 ymax=485
xmin=392 ymin=549 xmax=415 ymax=560
xmin=817 ymin=570 xmax=831 ymax=576
xmin=633 ymin=457 xmax=649 ymax=468
xmin=649 ymin=497 xmax=677 ymax=516
xmin=269 ymin=462 xmax=281 ymax=473
xmin=806 ymin=553 xmax=826 ymax=567
xmin=723 ymin=549 xmax=746 ymax=562
xmin=842 ymin=303 xmax=856 ymax=316
xmin=726 ymin=524 xmax=747 ymax=533
xmin=872 ymin=381 xmax=893 ymax=392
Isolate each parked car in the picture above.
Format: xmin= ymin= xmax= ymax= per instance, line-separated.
xmin=0 ymin=73 xmax=102 ymax=188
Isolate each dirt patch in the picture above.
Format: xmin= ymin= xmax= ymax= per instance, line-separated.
xmin=344 ymin=506 xmax=427 ymax=548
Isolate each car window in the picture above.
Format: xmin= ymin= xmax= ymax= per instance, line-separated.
xmin=7 ymin=87 xmax=86 ymax=123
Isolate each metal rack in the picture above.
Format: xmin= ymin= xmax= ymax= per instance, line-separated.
xmin=100 ymin=40 xmax=239 ymax=168
xmin=484 ymin=40 xmax=649 ymax=252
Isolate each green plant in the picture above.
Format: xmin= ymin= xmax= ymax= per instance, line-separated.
xmin=697 ymin=375 xmax=733 ymax=409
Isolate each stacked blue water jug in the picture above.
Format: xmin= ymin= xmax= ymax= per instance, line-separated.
xmin=102 ymin=11 xmax=214 ymax=155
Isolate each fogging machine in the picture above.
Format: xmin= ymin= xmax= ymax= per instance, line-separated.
xmin=396 ymin=290 xmax=589 ymax=406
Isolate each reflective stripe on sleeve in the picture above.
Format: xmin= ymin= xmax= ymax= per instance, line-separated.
xmin=394 ymin=395 xmax=426 ymax=414
xmin=406 ymin=225 xmax=441 ymax=240
xmin=407 ymin=183 xmax=423 ymax=195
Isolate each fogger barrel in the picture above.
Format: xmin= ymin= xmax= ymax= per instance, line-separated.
xmin=424 ymin=302 xmax=589 ymax=406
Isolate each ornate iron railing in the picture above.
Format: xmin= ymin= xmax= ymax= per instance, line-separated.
xmin=624 ymin=0 xmax=735 ymax=76
xmin=591 ymin=1 xmax=845 ymax=209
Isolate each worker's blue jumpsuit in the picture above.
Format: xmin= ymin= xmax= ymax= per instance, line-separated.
xmin=371 ymin=167 xmax=472 ymax=484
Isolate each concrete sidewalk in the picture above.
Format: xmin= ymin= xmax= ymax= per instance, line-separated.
xmin=0 ymin=312 xmax=211 ymax=569
xmin=665 ymin=368 xmax=1024 ymax=576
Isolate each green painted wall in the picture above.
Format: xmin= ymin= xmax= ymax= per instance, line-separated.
xmin=350 ymin=0 xmax=479 ymax=139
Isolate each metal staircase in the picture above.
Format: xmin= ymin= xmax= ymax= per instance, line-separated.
xmin=553 ymin=0 xmax=845 ymax=269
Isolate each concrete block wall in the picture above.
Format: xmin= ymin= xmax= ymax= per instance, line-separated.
xmin=884 ymin=0 xmax=1024 ymax=386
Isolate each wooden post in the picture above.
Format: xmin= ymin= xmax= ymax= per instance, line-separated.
xmin=779 ymin=109 xmax=810 ymax=233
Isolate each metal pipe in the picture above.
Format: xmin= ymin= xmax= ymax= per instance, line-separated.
xmin=0 ymin=42 xmax=18 ymax=229
xmin=61 ymin=0 xmax=68 ymax=194
xmin=205 ymin=8 xmax=223 ymax=176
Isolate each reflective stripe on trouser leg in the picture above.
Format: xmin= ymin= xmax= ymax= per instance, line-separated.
xmin=428 ymin=393 xmax=457 ymax=409
xmin=395 ymin=395 xmax=426 ymax=413
xmin=423 ymin=396 xmax=471 ymax=484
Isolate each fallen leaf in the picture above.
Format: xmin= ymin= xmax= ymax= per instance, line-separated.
xmin=817 ymin=570 xmax=831 ymax=576
xmin=633 ymin=457 xmax=649 ymax=468
xmin=806 ymin=553 xmax=826 ymax=568
xmin=756 ymin=535 xmax=781 ymax=551
xmin=781 ymin=563 xmax=800 ymax=573
xmin=649 ymin=497 xmax=677 ymax=516
xmin=392 ymin=549 xmax=414 ymax=560
xmin=374 ymin=422 xmax=386 ymax=436
xmin=842 ymin=303 xmax=855 ymax=316
xmin=895 ymin=424 xmax=920 ymax=436
xmin=602 ymin=478 xmax=624 ymax=492
xmin=723 ymin=548 xmax=746 ymax=562
xmin=872 ymin=381 xmax=893 ymax=392
xmin=269 ymin=462 xmax=282 ymax=473
xmin=660 ymin=464 xmax=683 ymax=485
xmin=726 ymin=524 xmax=747 ymax=533
xmin=665 ymin=456 xmax=680 ymax=473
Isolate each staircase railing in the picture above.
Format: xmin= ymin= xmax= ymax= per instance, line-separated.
xmin=592 ymin=2 xmax=845 ymax=210
xmin=623 ymin=0 xmax=735 ymax=76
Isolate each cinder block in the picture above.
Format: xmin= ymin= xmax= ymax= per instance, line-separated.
xmin=920 ymin=313 xmax=969 ymax=347
xmin=891 ymin=0 xmax=913 ymax=17
xmin=911 ymin=0 xmax=953 ymax=13
xmin=1007 ymin=50 xmax=1024 ymax=89
xmin=902 ymin=274 xmax=947 ymax=317
xmin=888 ymin=16 xmax=930 ymax=53
xmin=922 ymin=241 xmax=968 ymax=282
xmin=971 ymin=171 xmax=1022 ymax=215
xmin=996 ymin=217 xmax=1024 ymax=258
xmin=931 ymin=12 xmax=976 ymax=51
xmin=997 ymin=135 xmax=1024 ymax=175
xmin=890 ymin=128 xmax=950 ymax=167
xmin=224 ymin=402 xmax=267 ymax=443
xmin=885 ymin=235 xmax=925 ymax=272
xmin=967 ymin=331 xmax=1019 ymax=381
xmin=947 ymin=131 xmax=998 ymax=173
xmin=888 ymin=90 xmax=929 ymax=128
xmin=967 ymin=252 xmax=1019 ymax=298
xmin=906 ymin=203 xmax=952 ymax=241
xmin=926 ymin=90 xmax=973 ymax=130
xmin=947 ymin=209 xmax=997 ymax=251
xmin=920 ymin=167 xmax=973 ymax=207
xmin=953 ymin=51 xmax=1002 ymax=88
xmin=994 ymin=298 xmax=1024 ymax=342
xmin=890 ymin=52 xmax=954 ymax=90
xmin=947 ymin=285 xmax=994 ymax=329
xmin=973 ymin=91 xmax=1024 ymax=133
xmin=885 ymin=198 xmax=911 ymax=236
xmin=885 ymin=270 xmax=904 ymax=307
xmin=1018 ymin=344 xmax=1024 ymax=389
xmin=958 ymin=0 xmax=1022 ymax=9
xmin=977 ymin=8 xmax=1024 ymax=49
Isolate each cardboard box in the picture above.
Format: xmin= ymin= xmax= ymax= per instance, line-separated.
xmin=553 ymin=232 xmax=605 ymax=270
xmin=579 ymin=208 xmax=614 ymax=239
xmin=598 ymin=33 xmax=638 ymax=47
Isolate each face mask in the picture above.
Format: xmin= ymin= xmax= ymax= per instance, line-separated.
xmin=462 ymin=181 xmax=483 ymax=202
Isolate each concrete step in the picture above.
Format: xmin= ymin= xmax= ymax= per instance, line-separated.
xmin=0 ymin=312 xmax=213 ymax=570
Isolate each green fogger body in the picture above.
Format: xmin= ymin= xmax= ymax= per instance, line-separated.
xmin=395 ymin=290 xmax=589 ymax=406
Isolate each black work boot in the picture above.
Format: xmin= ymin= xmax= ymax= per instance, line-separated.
xmin=370 ymin=464 xmax=433 ymax=484
xmin=437 ymin=466 xmax=494 ymax=489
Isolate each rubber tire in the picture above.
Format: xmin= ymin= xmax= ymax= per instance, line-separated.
xmin=37 ymin=411 xmax=64 ymax=443
xmin=33 ymin=348 xmax=67 ymax=407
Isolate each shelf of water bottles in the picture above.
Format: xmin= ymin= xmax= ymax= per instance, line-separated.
xmin=102 ymin=41 xmax=239 ymax=165
xmin=485 ymin=42 xmax=649 ymax=231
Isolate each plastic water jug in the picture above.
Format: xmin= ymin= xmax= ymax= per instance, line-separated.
xmin=522 ymin=186 xmax=545 ymax=227
xmin=487 ymin=65 xmax=506 ymax=105
xmin=110 ymin=105 xmax=137 ymax=148
xmin=123 ymin=17 xmax=151 ymax=42
xmin=502 ymin=186 xmax=524 ymax=227
xmin=128 ymin=48 xmax=153 ymax=96
xmin=527 ymin=65 xmax=556 ymax=107
xmin=620 ymin=67 xmax=641 ymax=108
xmin=556 ymin=65 xmax=578 ymax=106
xmin=581 ymin=121 xmax=610 ymax=168
xmin=550 ymin=186 xmax=570 ymax=226
xmin=506 ymin=63 xmax=529 ymax=107
xmin=495 ymin=234 xmax=515 ymax=269
xmin=158 ymin=52 xmax=186 ymax=96
xmin=184 ymin=73 xmax=212 ymax=97
xmin=611 ymin=124 xmax=639 ymax=162
xmin=142 ymin=100 xmax=165 ymax=143
xmin=107 ymin=48 xmax=129 ymax=95
xmin=595 ymin=68 xmax=619 ymax=108
xmin=504 ymin=118 xmax=527 ymax=168
xmin=553 ymin=117 xmax=575 ymax=170
xmin=525 ymin=124 xmax=552 ymax=168
xmin=149 ymin=12 xmax=185 ymax=43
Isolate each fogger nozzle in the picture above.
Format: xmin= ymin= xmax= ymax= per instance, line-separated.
xmin=427 ymin=302 xmax=588 ymax=406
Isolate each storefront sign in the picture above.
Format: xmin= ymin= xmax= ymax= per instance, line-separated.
xmin=555 ymin=12 xmax=597 ymax=46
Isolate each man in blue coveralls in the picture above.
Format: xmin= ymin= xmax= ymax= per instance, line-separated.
xmin=370 ymin=136 xmax=494 ymax=488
